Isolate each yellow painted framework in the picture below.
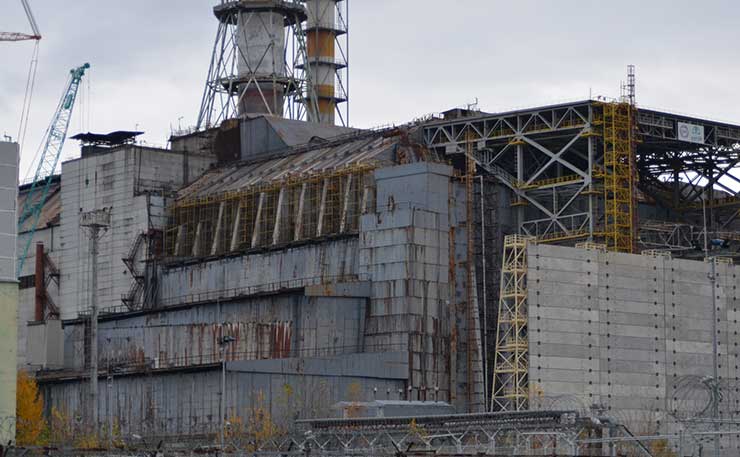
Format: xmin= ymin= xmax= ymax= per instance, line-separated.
xmin=491 ymin=234 xmax=535 ymax=411
xmin=165 ymin=163 xmax=377 ymax=257
xmin=601 ymin=102 xmax=637 ymax=253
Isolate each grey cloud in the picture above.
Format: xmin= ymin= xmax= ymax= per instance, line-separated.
xmin=3 ymin=0 xmax=739 ymax=175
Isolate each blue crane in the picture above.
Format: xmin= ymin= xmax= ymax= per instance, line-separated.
xmin=17 ymin=63 xmax=90 ymax=276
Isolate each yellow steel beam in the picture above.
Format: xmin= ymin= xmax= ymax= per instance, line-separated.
xmin=492 ymin=234 xmax=535 ymax=411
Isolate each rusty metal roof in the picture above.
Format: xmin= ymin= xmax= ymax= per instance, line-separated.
xmin=17 ymin=175 xmax=61 ymax=233
xmin=177 ymin=129 xmax=407 ymax=201
xmin=71 ymin=130 xmax=143 ymax=146
xmin=262 ymin=116 xmax=357 ymax=147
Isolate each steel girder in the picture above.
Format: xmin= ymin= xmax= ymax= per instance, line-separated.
xmin=635 ymin=109 xmax=740 ymax=229
xmin=424 ymin=101 xmax=740 ymax=243
xmin=424 ymin=101 xmax=599 ymax=243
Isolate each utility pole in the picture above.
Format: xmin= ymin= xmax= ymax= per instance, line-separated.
xmin=107 ymin=358 xmax=112 ymax=449
xmin=218 ymin=332 xmax=235 ymax=452
xmin=80 ymin=209 xmax=110 ymax=432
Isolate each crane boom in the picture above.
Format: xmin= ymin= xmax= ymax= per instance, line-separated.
xmin=0 ymin=32 xmax=40 ymax=42
xmin=1 ymin=0 xmax=41 ymax=42
xmin=17 ymin=63 xmax=90 ymax=276
xmin=21 ymin=0 xmax=40 ymax=37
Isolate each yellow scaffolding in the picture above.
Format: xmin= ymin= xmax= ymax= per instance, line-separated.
xmin=164 ymin=163 xmax=376 ymax=258
xmin=491 ymin=234 xmax=535 ymax=411
xmin=575 ymin=241 xmax=607 ymax=253
xmin=601 ymin=102 xmax=637 ymax=253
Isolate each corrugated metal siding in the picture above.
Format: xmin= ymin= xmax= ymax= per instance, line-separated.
xmin=17 ymin=180 xmax=61 ymax=233
xmin=160 ymin=238 xmax=360 ymax=305
xmin=43 ymin=352 xmax=407 ymax=439
xmin=64 ymin=293 xmax=365 ymax=371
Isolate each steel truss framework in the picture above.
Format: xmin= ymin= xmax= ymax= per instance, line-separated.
xmin=636 ymin=108 xmax=740 ymax=231
xmin=601 ymin=102 xmax=636 ymax=253
xmin=423 ymin=101 xmax=740 ymax=251
xmin=492 ymin=234 xmax=534 ymax=411
xmin=228 ymin=410 xmax=650 ymax=456
xmin=197 ymin=1 xmax=318 ymax=129
xmin=165 ymin=163 xmax=376 ymax=259
xmin=639 ymin=219 xmax=740 ymax=254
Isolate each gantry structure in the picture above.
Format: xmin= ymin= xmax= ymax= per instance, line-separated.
xmin=424 ymin=100 xmax=740 ymax=253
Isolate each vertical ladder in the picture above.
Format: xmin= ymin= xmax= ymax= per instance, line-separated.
xmin=602 ymin=102 xmax=636 ymax=253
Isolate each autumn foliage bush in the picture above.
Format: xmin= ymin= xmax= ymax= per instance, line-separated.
xmin=16 ymin=370 xmax=48 ymax=446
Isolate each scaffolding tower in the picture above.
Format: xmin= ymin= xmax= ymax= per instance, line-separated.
xmin=601 ymin=101 xmax=637 ymax=253
xmin=491 ymin=234 xmax=534 ymax=411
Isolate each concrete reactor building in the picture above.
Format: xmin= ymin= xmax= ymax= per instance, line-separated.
xmin=11 ymin=2 xmax=740 ymax=456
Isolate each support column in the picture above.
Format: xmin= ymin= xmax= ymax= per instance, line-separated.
xmin=34 ymin=242 xmax=45 ymax=321
xmin=361 ymin=182 xmax=371 ymax=214
xmin=174 ymin=226 xmax=183 ymax=257
xmin=516 ymin=140 xmax=524 ymax=232
xmin=272 ymin=187 xmax=286 ymax=245
xmin=294 ymin=183 xmax=307 ymax=241
xmin=587 ymin=111 xmax=595 ymax=239
xmin=191 ymin=221 xmax=203 ymax=257
xmin=252 ymin=192 xmax=266 ymax=248
xmin=316 ymin=178 xmax=329 ymax=237
xmin=229 ymin=205 xmax=242 ymax=252
xmin=339 ymin=174 xmax=353 ymax=233
xmin=211 ymin=202 xmax=226 ymax=256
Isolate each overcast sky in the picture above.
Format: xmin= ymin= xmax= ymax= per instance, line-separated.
xmin=2 ymin=0 xmax=739 ymax=178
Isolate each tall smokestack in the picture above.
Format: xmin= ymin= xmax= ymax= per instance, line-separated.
xmin=304 ymin=0 xmax=347 ymax=125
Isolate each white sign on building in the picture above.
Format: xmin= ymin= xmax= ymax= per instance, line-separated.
xmin=677 ymin=121 xmax=705 ymax=144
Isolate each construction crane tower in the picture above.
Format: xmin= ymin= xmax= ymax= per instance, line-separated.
xmin=17 ymin=63 xmax=90 ymax=276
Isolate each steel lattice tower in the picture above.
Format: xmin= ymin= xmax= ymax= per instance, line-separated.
xmin=600 ymin=101 xmax=636 ymax=253
xmin=197 ymin=1 xmax=319 ymax=129
xmin=491 ymin=234 xmax=534 ymax=411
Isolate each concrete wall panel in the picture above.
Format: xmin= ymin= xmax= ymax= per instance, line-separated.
xmin=529 ymin=244 xmax=740 ymax=454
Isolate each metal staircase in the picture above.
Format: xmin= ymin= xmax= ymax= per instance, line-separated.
xmin=121 ymin=230 xmax=160 ymax=311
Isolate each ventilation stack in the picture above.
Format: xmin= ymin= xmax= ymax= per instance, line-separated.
xmin=303 ymin=0 xmax=348 ymax=125
xmin=228 ymin=1 xmax=303 ymax=116
xmin=198 ymin=1 xmax=308 ymax=128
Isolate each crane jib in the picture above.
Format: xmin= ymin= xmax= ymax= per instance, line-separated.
xmin=16 ymin=63 xmax=90 ymax=277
